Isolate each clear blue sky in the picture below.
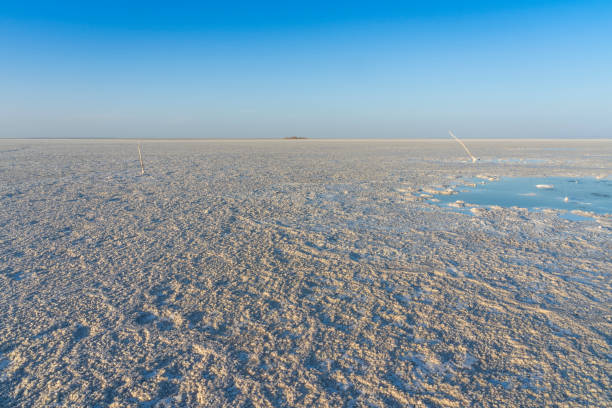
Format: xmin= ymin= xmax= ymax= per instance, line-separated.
xmin=1 ymin=1 xmax=610 ymax=138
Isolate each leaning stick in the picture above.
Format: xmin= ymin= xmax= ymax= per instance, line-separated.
xmin=449 ymin=130 xmax=477 ymax=163
xmin=137 ymin=143 xmax=145 ymax=175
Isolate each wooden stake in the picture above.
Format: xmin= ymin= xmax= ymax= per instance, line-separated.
xmin=449 ymin=130 xmax=477 ymax=163
xmin=138 ymin=143 xmax=145 ymax=175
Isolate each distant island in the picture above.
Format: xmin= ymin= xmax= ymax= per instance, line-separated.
xmin=282 ymin=136 xmax=308 ymax=140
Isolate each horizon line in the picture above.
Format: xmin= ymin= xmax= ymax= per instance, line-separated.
xmin=1 ymin=137 xmax=611 ymax=142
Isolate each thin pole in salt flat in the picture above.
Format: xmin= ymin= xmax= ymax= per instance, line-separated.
xmin=449 ymin=130 xmax=478 ymax=163
xmin=138 ymin=143 xmax=145 ymax=175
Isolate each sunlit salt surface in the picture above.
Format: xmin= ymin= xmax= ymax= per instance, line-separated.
xmin=433 ymin=177 xmax=612 ymax=217
xmin=1 ymin=140 xmax=611 ymax=406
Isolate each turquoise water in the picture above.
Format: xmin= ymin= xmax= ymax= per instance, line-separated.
xmin=434 ymin=177 xmax=611 ymax=216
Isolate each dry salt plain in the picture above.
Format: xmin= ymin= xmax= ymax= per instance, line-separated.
xmin=0 ymin=139 xmax=610 ymax=408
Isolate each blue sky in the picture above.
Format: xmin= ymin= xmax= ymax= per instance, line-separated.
xmin=1 ymin=1 xmax=611 ymax=138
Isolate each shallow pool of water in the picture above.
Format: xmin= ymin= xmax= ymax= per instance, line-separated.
xmin=434 ymin=177 xmax=612 ymax=216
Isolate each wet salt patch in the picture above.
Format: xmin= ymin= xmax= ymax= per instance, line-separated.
xmin=429 ymin=177 xmax=611 ymax=220
xmin=559 ymin=212 xmax=592 ymax=222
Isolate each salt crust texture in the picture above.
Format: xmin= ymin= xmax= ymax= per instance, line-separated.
xmin=0 ymin=140 xmax=610 ymax=407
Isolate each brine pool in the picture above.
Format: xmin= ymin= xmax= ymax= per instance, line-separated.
xmin=432 ymin=177 xmax=612 ymax=220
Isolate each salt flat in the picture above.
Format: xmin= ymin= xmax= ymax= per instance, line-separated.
xmin=0 ymin=139 xmax=610 ymax=407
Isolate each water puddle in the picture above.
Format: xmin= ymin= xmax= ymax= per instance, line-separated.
xmin=430 ymin=177 xmax=612 ymax=219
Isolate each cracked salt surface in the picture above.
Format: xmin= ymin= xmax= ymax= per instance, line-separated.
xmin=0 ymin=139 xmax=610 ymax=407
